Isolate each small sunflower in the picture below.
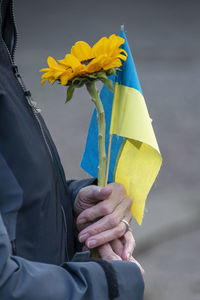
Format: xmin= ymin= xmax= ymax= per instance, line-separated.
xmin=40 ymin=34 xmax=127 ymax=93
xmin=39 ymin=32 xmax=128 ymax=191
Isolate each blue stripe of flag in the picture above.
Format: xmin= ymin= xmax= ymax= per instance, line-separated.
xmin=81 ymin=75 xmax=123 ymax=182
xmin=81 ymin=29 xmax=142 ymax=181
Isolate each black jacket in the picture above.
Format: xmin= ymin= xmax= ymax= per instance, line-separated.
xmin=0 ymin=0 xmax=92 ymax=264
xmin=0 ymin=0 xmax=144 ymax=299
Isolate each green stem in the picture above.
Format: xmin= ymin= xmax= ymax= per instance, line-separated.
xmin=86 ymin=82 xmax=107 ymax=187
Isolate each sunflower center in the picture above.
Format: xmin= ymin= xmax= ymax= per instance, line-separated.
xmin=81 ymin=58 xmax=94 ymax=65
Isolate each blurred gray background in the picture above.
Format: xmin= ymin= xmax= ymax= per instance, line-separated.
xmin=14 ymin=0 xmax=200 ymax=299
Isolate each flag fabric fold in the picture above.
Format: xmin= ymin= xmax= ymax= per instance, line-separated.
xmin=81 ymin=29 xmax=162 ymax=224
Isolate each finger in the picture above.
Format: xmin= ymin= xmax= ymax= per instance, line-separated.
xmin=77 ymin=206 xmax=132 ymax=243
xmin=76 ymin=190 xmax=115 ymax=226
xmin=78 ymin=200 xmax=133 ymax=240
xmin=121 ymin=230 xmax=136 ymax=260
xmin=110 ymin=239 xmax=124 ymax=257
xmin=77 ymin=199 xmax=117 ymax=227
xmin=76 ymin=221 xmax=92 ymax=233
xmin=79 ymin=185 xmax=112 ymax=203
xmin=129 ymin=256 xmax=145 ymax=276
xmin=98 ymin=243 xmax=122 ymax=261
xmin=84 ymin=221 xmax=132 ymax=249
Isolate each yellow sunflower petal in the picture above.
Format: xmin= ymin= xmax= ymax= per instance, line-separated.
xmin=102 ymin=58 xmax=122 ymax=70
xmin=60 ymin=70 xmax=74 ymax=85
xmin=41 ymin=78 xmax=47 ymax=85
xmin=60 ymin=74 xmax=70 ymax=85
xmin=48 ymin=78 xmax=56 ymax=84
xmin=108 ymin=34 xmax=125 ymax=49
xmin=47 ymin=56 xmax=59 ymax=68
xmin=120 ymin=48 xmax=128 ymax=56
xmin=86 ymin=55 xmax=106 ymax=73
xmin=74 ymin=65 xmax=87 ymax=76
xmin=59 ymin=54 xmax=87 ymax=75
xmin=116 ymin=53 xmax=128 ymax=61
xmin=59 ymin=54 xmax=79 ymax=68
xmin=111 ymin=48 xmax=127 ymax=60
xmin=71 ymin=41 xmax=93 ymax=61
xmin=92 ymin=37 xmax=109 ymax=57
xmin=53 ymin=70 xmax=66 ymax=79
xmin=47 ymin=56 xmax=66 ymax=71
xmin=106 ymin=35 xmax=125 ymax=57
xmin=92 ymin=34 xmax=126 ymax=67
xmin=41 ymin=71 xmax=53 ymax=79
xmin=39 ymin=68 xmax=50 ymax=73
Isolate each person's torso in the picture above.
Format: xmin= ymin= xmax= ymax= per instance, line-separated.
xmin=0 ymin=45 xmax=75 ymax=265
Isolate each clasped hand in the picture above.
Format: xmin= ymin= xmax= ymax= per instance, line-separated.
xmin=74 ymin=182 xmax=144 ymax=275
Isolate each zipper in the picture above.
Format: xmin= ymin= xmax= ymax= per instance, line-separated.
xmin=4 ymin=0 xmax=69 ymax=260
xmin=11 ymin=61 xmax=54 ymax=163
xmin=5 ymin=1 xmax=53 ymax=162
xmin=8 ymin=0 xmax=18 ymax=61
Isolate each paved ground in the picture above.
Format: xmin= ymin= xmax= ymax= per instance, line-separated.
xmin=14 ymin=1 xmax=200 ymax=299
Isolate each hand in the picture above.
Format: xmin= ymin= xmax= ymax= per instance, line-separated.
xmin=82 ymin=229 xmax=136 ymax=261
xmin=87 ymin=238 xmax=144 ymax=277
xmin=81 ymin=232 xmax=144 ymax=276
xmin=74 ymin=183 xmax=133 ymax=249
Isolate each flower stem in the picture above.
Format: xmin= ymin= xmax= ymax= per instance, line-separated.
xmin=86 ymin=82 xmax=107 ymax=187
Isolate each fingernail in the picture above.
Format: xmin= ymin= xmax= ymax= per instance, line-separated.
xmin=79 ymin=233 xmax=89 ymax=243
xmin=87 ymin=240 xmax=97 ymax=248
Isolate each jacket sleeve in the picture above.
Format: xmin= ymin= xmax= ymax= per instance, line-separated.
xmin=0 ymin=214 xmax=144 ymax=300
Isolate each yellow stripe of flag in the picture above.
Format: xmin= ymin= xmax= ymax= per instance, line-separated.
xmin=110 ymin=83 xmax=162 ymax=224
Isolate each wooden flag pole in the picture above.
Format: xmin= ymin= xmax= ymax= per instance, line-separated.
xmin=105 ymin=134 xmax=113 ymax=186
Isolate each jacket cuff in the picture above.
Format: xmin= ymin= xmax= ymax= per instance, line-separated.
xmin=71 ymin=252 xmax=145 ymax=300
xmin=110 ymin=260 xmax=145 ymax=300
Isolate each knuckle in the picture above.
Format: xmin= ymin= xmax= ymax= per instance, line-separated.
xmin=78 ymin=188 xmax=86 ymax=199
xmin=101 ymin=203 xmax=112 ymax=215
xmin=116 ymin=224 xmax=125 ymax=236
xmin=108 ymin=215 xmax=118 ymax=228
xmin=84 ymin=210 xmax=94 ymax=221
xmin=111 ymin=182 xmax=126 ymax=194
xmin=88 ymin=227 xmax=99 ymax=236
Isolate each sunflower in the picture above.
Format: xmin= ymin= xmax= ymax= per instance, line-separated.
xmin=39 ymin=33 xmax=129 ymax=191
xmin=40 ymin=34 xmax=127 ymax=87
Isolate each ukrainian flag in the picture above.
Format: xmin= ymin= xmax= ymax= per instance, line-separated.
xmin=81 ymin=28 xmax=162 ymax=224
